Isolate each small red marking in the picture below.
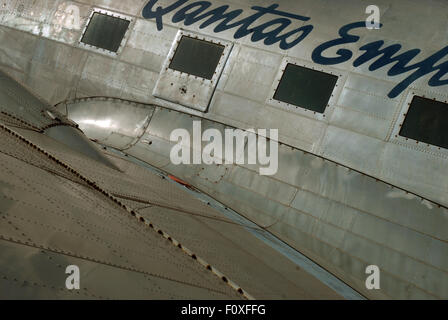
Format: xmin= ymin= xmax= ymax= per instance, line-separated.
xmin=168 ymin=175 xmax=191 ymax=187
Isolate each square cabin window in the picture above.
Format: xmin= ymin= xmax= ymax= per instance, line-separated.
xmin=81 ymin=12 xmax=130 ymax=53
xmin=399 ymin=96 xmax=448 ymax=149
xmin=274 ymin=64 xmax=338 ymax=114
xmin=169 ymin=36 xmax=225 ymax=80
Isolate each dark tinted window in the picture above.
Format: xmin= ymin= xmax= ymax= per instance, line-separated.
xmin=169 ymin=36 xmax=225 ymax=80
xmin=81 ymin=13 xmax=130 ymax=52
xmin=274 ymin=64 xmax=338 ymax=113
xmin=399 ymin=96 xmax=448 ymax=149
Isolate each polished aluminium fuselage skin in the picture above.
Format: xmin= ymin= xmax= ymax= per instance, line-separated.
xmin=1 ymin=0 xmax=448 ymax=299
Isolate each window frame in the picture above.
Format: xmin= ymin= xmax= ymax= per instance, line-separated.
xmin=153 ymin=30 xmax=233 ymax=112
xmin=390 ymin=90 xmax=448 ymax=156
xmin=163 ymin=30 xmax=232 ymax=86
xmin=267 ymin=58 xmax=343 ymax=121
xmin=79 ymin=8 xmax=133 ymax=56
xmin=168 ymin=35 xmax=225 ymax=80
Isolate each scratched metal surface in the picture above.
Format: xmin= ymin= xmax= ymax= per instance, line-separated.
xmin=0 ymin=71 xmax=69 ymax=131
xmin=0 ymin=75 xmax=348 ymax=299
xmin=1 ymin=0 xmax=448 ymax=205
xmin=8 ymin=125 xmax=345 ymax=299
xmin=67 ymin=99 xmax=448 ymax=299
xmin=1 ymin=0 xmax=448 ymax=300
xmin=0 ymin=125 xmax=245 ymax=299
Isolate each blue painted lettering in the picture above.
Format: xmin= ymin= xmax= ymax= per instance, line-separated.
xmin=142 ymin=1 xmax=448 ymax=98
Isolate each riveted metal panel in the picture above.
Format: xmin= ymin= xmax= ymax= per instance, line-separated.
xmin=219 ymin=45 xmax=281 ymax=103
xmin=267 ymin=57 xmax=345 ymax=122
xmin=121 ymin=19 xmax=178 ymax=73
xmin=274 ymin=63 xmax=338 ymax=114
xmin=320 ymin=125 xmax=385 ymax=175
xmin=3 ymin=0 xmax=448 ymax=301
xmin=78 ymin=8 xmax=134 ymax=57
xmin=89 ymin=105 xmax=448 ymax=299
xmin=378 ymin=141 xmax=448 ymax=205
xmin=399 ymin=96 xmax=448 ymax=150
xmin=390 ymin=90 xmax=448 ymax=158
xmin=65 ymin=98 xmax=154 ymax=150
xmin=153 ymin=30 xmax=233 ymax=112
xmin=169 ymin=36 xmax=225 ymax=80
xmin=81 ymin=12 xmax=130 ymax=53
